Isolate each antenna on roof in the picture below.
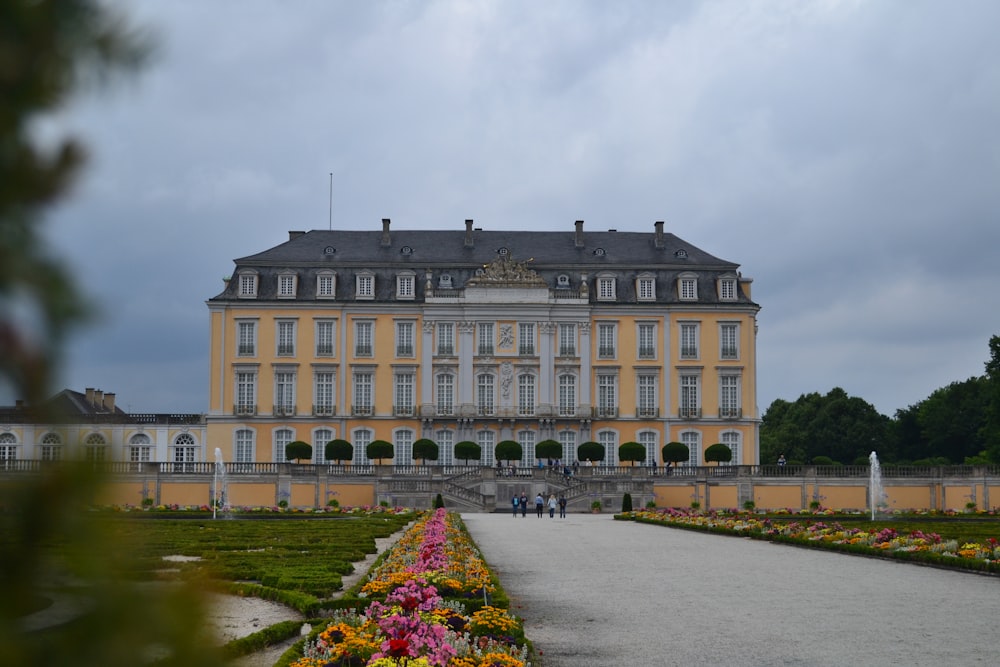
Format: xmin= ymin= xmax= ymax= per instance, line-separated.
xmin=328 ymin=172 xmax=333 ymax=230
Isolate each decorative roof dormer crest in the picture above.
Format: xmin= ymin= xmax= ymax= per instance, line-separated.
xmin=467 ymin=253 xmax=546 ymax=287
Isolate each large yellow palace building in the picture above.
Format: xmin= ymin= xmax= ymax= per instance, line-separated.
xmin=206 ymin=219 xmax=761 ymax=467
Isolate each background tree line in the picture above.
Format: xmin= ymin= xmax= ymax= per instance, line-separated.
xmin=760 ymin=336 xmax=1000 ymax=465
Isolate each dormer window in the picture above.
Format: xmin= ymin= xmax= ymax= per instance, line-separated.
xmin=498 ymin=247 xmax=510 ymax=257
xmin=556 ymin=274 xmax=570 ymax=288
xmin=316 ymin=271 xmax=336 ymax=298
xmin=719 ymin=276 xmax=737 ymax=301
xmin=438 ymin=274 xmax=453 ymax=289
xmin=277 ymin=273 xmax=297 ymax=298
xmin=597 ymin=274 xmax=616 ymax=301
xmin=675 ymin=249 xmax=688 ymax=259
xmin=397 ymin=273 xmax=415 ymax=300
xmin=678 ymin=273 xmax=698 ymax=301
xmin=238 ymin=271 xmax=258 ymax=298
xmin=356 ymin=272 xmax=375 ymax=300
xmin=636 ymin=274 xmax=655 ymax=301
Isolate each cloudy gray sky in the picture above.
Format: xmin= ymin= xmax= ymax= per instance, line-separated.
xmin=14 ymin=0 xmax=1000 ymax=417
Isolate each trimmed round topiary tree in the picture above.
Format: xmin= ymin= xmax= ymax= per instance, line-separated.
xmin=285 ymin=440 xmax=312 ymax=463
xmin=621 ymin=492 xmax=633 ymax=512
xmin=662 ymin=441 xmax=689 ymax=468
xmin=577 ymin=441 xmax=605 ymax=464
xmin=366 ymin=440 xmax=394 ymax=465
xmin=536 ymin=439 xmax=561 ymax=463
xmin=495 ymin=440 xmax=522 ymax=464
xmin=618 ymin=441 xmax=645 ymax=466
xmin=325 ymin=438 xmax=353 ymax=464
xmin=413 ymin=438 xmax=438 ymax=465
xmin=704 ymin=442 xmax=733 ymax=465
xmin=454 ymin=440 xmax=481 ymax=464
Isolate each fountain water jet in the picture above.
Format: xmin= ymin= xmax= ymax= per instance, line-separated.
xmin=213 ymin=447 xmax=228 ymax=519
xmin=869 ymin=451 xmax=884 ymax=520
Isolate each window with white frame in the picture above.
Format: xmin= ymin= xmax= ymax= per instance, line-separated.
xmin=354 ymin=321 xmax=373 ymax=357
xmin=518 ymin=431 xmax=536 ymax=468
xmin=237 ymin=320 xmax=257 ymax=356
xmin=356 ymin=273 xmax=374 ymax=299
xmin=396 ymin=273 xmax=415 ymax=300
xmin=559 ymin=430 xmax=577 ymax=465
xmin=517 ymin=374 xmax=535 ymax=416
xmin=597 ymin=322 xmax=616 ymax=359
xmin=0 ymin=433 xmax=17 ymax=463
xmin=353 ymin=372 xmax=373 ymax=415
xmin=315 ymin=319 xmax=335 ymax=356
xmin=394 ymin=372 xmax=414 ymax=416
xmin=518 ymin=323 xmax=535 ymax=355
xmin=558 ymin=374 xmax=576 ymax=417
xmin=276 ymin=320 xmax=296 ymax=356
xmin=436 ymin=373 xmax=454 ymax=415
xmin=597 ymin=275 xmax=616 ymax=301
xmin=476 ymin=374 xmax=495 ymax=416
xmin=394 ymin=429 xmax=413 ymax=466
xmin=235 ymin=429 xmax=255 ymax=463
xmin=84 ymin=433 xmax=107 ymax=461
xmin=598 ymin=430 xmax=618 ymax=466
xmin=679 ymin=274 xmax=698 ymax=301
xmin=317 ymin=271 xmax=336 ymax=298
xmin=680 ymin=374 xmax=700 ymax=418
xmin=720 ymin=323 xmax=739 ymax=360
xmin=278 ymin=273 xmax=297 ymax=298
xmin=639 ymin=431 xmax=658 ymax=465
xmin=352 ymin=428 xmax=372 ymax=466
xmin=637 ymin=374 xmax=658 ymax=417
xmin=719 ymin=277 xmax=737 ymax=301
xmin=173 ymin=433 xmax=196 ymax=465
xmin=437 ymin=429 xmax=454 ymax=466
xmin=478 ymin=430 xmax=496 ymax=468
xmin=681 ymin=430 xmax=700 ymax=466
xmin=235 ymin=370 xmax=257 ymax=415
xmin=274 ymin=370 xmax=296 ymax=414
xmin=40 ymin=432 xmax=63 ymax=461
xmin=437 ymin=322 xmax=454 ymax=356
xmin=128 ymin=433 xmax=151 ymax=464
xmin=238 ymin=272 xmax=258 ymax=298
xmin=274 ymin=428 xmax=293 ymax=463
xmin=558 ymin=323 xmax=576 ymax=356
xmin=720 ymin=374 xmax=740 ymax=418
xmin=478 ymin=322 xmax=494 ymax=355
xmin=637 ymin=275 xmax=655 ymax=301
xmin=680 ymin=322 xmax=699 ymax=359
xmin=637 ymin=322 xmax=656 ymax=359
xmin=722 ymin=431 xmax=741 ymax=465
xmin=597 ymin=374 xmax=617 ymax=417
xmin=396 ymin=321 xmax=414 ymax=357
xmin=313 ymin=428 xmax=333 ymax=463
xmin=314 ymin=371 xmax=335 ymax=416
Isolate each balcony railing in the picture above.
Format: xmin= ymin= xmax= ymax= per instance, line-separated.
xmin=559 ymin=347 xmax=576 ymax=357
xmin=355 ymin=345 xmax=372 ymax=356
xmin=638 ymin=348 xmax=656 ymax=359
xmin=437 ymin=345 xmax=454 ymax=356
xmin=393 ymin=405 xmax=414 ymax=417
xmin=316 ymin=345 xmax=334 ymax=356
xmin=272 ymin=405 xmax=296 ymax=417
xmin=636 ymin=407 xmax=659 ymax=418
xmin=396 ymin=345 xmax=413 ymax=356
xmin=234 ymin=404 xmax=257 ymax=416
xmin=593 ymin=406 xmax=618 ymax=418
xmin=352 ymin=405 xmax=373 ymax=416
xmin=719 ymin=407 xmax=742 ymax=418
xmin=598 ymin=347 xmax=616 ymax=358
xmin=237 ymin=344 xmax=256 ymax=355
xmin=277 ymin=345 xmax=295 ymax=356
xmin=680 ymin=347 xmax=698 ymax=358
xmin=478 ymin=346 xmax=494 ymax=356
xmin=436 ymin=405 xmax=454 ymax=417
xmin=678 ymin=407 xmax=702 ymax=419
xmin=518 ymin=346 xmax=535 ymax=356
xmin=477 ymin=406 xmax=496 ymax=417
xmin=312 ymin=405 xmax=335 ymax=416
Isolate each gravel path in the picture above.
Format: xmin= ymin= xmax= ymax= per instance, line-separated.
xmin=461 ymin=512 xmax=999 ymax=667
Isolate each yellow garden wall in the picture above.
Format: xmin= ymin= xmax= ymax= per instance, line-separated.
xmin=161 ymin=482 xmax=210 ymax=506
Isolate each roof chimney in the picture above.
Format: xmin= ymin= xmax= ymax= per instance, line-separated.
xmin=381 ymin=218 xmax=391 ymax=247
xmin=464 ymin=219 xmax=474 ymax=247
xmin=654 ymin=220 xmax=665 ymax=248
xmin=85 ymin=387 xmax=95 ymax=404
xmin=574 ymin=220 xmax=584 ymax=248
xmin=288 ymin=230 xmax=305 ymax=240
xmin=104 ymin=392 xmax=116 ymax=412
xmin=93 ymin=389 xmax=104 ymax=409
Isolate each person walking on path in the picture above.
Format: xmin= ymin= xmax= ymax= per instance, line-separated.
xmin=558 ymin=494 xmax=567 ymax=518
xmin=547 ymin=493 xmax=557 ymax=518
xmin=520 ymin=492 xmax=528 ymax=517
xmin=535 ymin=493 xmax=544 ymax=518
xmin=511 ymin=493 xmax=519 ymax=517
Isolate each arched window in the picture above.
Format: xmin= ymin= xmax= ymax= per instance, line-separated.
xmin=40 ymin=432 xmax=63 ymax=461
xmin=680 ymin=430 xmax=701 ymax=467
xmin=173 ymin=433 xmax=197 ymax=466
xmin=313 ymin=428 xmax=333 ymax=463
xmin=0 ymin=433 xmax=17 ymax=464
xmin=234 ymin=429 xmax=255 ymax=464
xmin=478 ymin=430 xmax=495 ymax=467
xmin=84 ymin=433 xmax=108 ymax=462
xmin=352 ymin=428 xmax=372 ymax=466
xmin=274 ymin=428 xmax=294 ymax=463
xmin=559 ymin=430 xmax=577 ymax=464
xmin=437 ymin=429 xmax=453 ymax=467
xmin=394 ymin=429 xmax=413 ymax=466
xmin=597 ymin=430 xmax=618 ymax=466
xmin=128 ymin=433 xmax=152 ymax=465
xmin=721 ymin=430 xmax=741 ymax=465
xmin=638 ymin=431 xmax=658 ymax=465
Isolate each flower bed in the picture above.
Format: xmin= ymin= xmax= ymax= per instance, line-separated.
xmin=291 ymin=509 xmax=531 ymax=667
xmin=618 ymin=508 xmax=1000 ymax=574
